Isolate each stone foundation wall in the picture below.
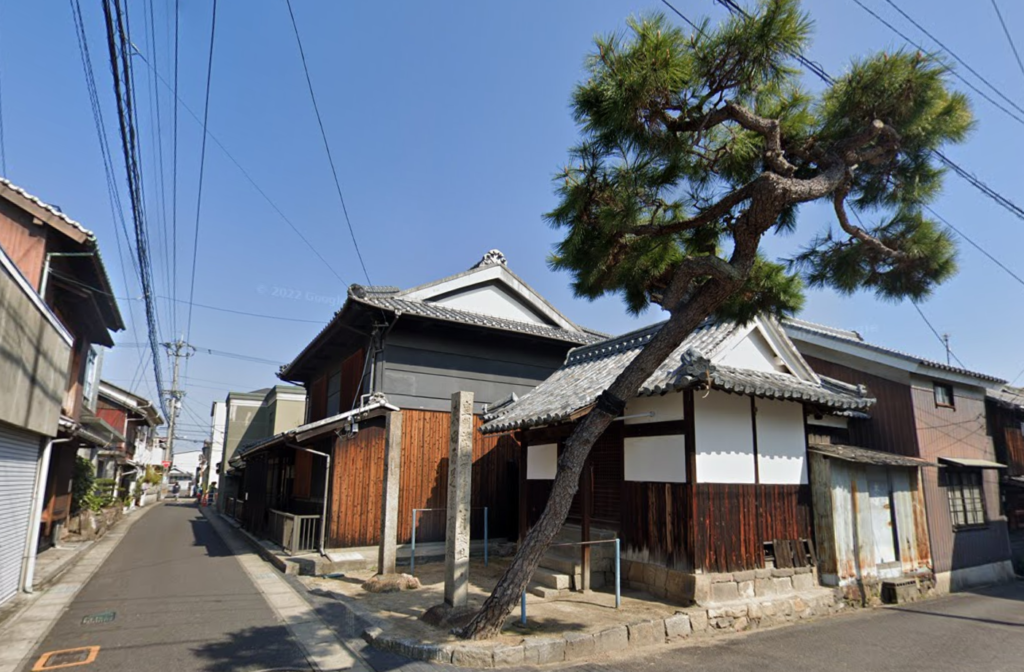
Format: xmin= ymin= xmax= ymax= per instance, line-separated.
xmin=622 ymin=560 xmax=819 ymax=606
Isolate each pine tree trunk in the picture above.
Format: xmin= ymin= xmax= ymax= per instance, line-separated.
xmin=455 ymin=279 xmax=738 ymax=639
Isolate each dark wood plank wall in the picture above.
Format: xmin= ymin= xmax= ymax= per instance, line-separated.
xmin=803 ymin=355 xmax=919 ymax=457
xmin=0 ymin=200 xmax=46 ymax=289
xmin=327 ymin=410 xmax=520 ymax=548
xmin=621 ymin=483 xmax=692 ymax=572
xmin=694 ymin=484 xmax=813 ymax=573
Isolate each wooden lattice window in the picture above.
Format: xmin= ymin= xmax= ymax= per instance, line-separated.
xmin=945 ymin=469 xmax=986 ymax=528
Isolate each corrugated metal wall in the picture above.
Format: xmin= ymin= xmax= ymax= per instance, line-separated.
xmin=0 ymin=424 xmax=40 ymax=605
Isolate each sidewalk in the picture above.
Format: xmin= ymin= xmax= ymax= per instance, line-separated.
xmin=30 ymin=541 xmax=94 ymax=591
xmin=0 ymin=503 xmax=157 ymax=672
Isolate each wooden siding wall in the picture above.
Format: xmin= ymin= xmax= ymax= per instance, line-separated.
xmin=621 ymin=483 xmax=692 ymax=572
xmin=0 ymin=199 xmax=46 ymax=289
xmin=694 ymin=484 xmax=812 ymax=573
xmin=307 ymin=348 xmax=366 ymax=424
xmin=327 ymin=410 xmax=520 ymax=549
xmin=803 ymin=356 xmax=919 ymax=457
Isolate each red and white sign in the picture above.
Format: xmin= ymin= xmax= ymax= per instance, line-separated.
xmin=161 ymin=460 xmax=171 ymax=469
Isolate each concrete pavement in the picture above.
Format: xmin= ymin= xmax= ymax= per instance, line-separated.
xmin=16 ymin=503 xmax=317 ymax=672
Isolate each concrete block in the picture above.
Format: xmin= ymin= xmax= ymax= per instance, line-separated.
xmin=772 ymin=577 xmax=793 ymax=593
xmin=523 ymin=638 xmax=564 ymax=665
xmin=693 ymin=575 xmax=711 ymax=604
xmin=795 ymin=565 xmax=812 ymax=574
xmin=643 ymin=564 xmax=669 ymax=591
xmin=564 ymin=632 xmax=596 ymax=660
xmin=711 ymin=581 xmax=739 ymax=603
xmin=760 ymin=600 xmax=777 ymax=616
xmin=452 ymin=645 xmax=494 ymax=668
xmin=747 ymin=602 xmax=762 ymax=619
xmin=627 ymin=561 xmax=645 ymax=583
xmin=724 ymin=605 xmax=748 ymax=618
xmin=754 ymin=568 xmax=772 ymax=579
xmin=733 ymin=570 xmax=756 ymax=582
xmin=710 ymin=572 xmax=734 ymax=583
xmin=738 ymin=580 xmax=755 ymax=598
xmin=772 ymin=568 xmax=794 ymax=578
xmin=733 ymin=616 xmax=749 ymax=631
xmin=793 ymin=572 xmax=816 ymax=591
xmin=689 ymin=609 xmax=709 ymax=632
xmin=664 ymin=613 xmax=692 ymax=639
xmin=594 ymin=625 xmax=629 ymax=653
xmin=493 ymin=645 xmax=524 ymax=667
xmin=627 ymin=620 xmax=660 ymax=647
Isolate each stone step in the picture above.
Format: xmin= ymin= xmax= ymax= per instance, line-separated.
xmin=527 ymin=582 xmax=569 ymax=600
xmin=541 ymin=549 xmax=614 ymax=576
xmin=532 ymin=566 xmax=572 ymax=590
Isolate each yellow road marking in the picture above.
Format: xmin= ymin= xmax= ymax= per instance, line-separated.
xmin=31 ymin=646 xmax=100 ymax=670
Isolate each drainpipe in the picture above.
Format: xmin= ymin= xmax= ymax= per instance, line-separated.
xmin=290 ymin=444 xmax=330 ymax=556
xmin=22 ymin=437 xmax=72 ymax=593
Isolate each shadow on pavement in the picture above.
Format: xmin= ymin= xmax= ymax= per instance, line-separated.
xmin=191 ymin=624 xmax=312 ymax=672
xmin=190 ymin=515 xmax=236 ymax=558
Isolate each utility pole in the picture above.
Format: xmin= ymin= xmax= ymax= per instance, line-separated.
xmin=162 ymin=339 xmax=195 ymax=470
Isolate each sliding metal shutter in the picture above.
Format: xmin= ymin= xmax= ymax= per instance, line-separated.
xmin=0 ymin=424 xmax=40 ymax=605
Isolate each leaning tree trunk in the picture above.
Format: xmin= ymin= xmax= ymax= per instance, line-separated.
xmin=455 ymin=278 xmax=740 ymax=639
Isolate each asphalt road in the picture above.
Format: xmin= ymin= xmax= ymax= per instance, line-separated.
xmin=24 ymin=503 xmax=310 ymax=672
xmin=570 ymin=580 xmax=1024 ymax=672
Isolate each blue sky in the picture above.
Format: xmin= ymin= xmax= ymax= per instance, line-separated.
xmin=2 ymin=0 xmax=1022 ymax=454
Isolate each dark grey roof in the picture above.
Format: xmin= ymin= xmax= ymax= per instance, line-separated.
xmin=987 ymin=385 xmax=1024 ymax=411
xmin=784 ymin=318 xmax=1004 ymax=384
xmin=482 ymin=319 xmax=875 ymax=434
xmin=808 ymin=442 xmax=937 ymax=468
xmin=349 ymin=288 xmax=605 ymax=346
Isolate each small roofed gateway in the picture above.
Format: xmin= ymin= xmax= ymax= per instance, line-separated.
xmin=482 ymin=315 xmax=873 ymax=606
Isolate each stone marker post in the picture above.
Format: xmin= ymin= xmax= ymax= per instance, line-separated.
xmin=445 ymin=391 xmax=474 ymax=607
xmin=377 ymin=410 xmax=403 ymax=575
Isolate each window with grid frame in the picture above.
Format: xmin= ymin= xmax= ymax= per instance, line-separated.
xmin=945 ymin=469 xmax=986 ymax=528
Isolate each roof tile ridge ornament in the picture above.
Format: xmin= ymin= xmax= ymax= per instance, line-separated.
xmin=471 ymin=249 xmax=508 ymax=269
xmin=366 ymin=391 xmax=389 ymax=406
xmin=674 ymin=347 xmax=714 ymax=384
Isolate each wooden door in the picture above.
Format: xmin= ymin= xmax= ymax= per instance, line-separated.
xmin=866 ymin=467 xmax=898 ymax=566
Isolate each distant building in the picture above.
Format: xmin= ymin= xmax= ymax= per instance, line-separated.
xmin=202 ymin=401 xmax=227 ymax=491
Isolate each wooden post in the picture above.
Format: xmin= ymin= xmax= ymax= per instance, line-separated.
xmin=580 ymin=463 xmax=593 ymax=592
xmin=518 ymin=432 xmax=529 ymax=544
xmin=378 ymin=411 xmax=403 ymax=575
xmin=445 ymin=391 xmax=474 ymax=607
xmin=683 ymin=390 xmax=698 ymax=570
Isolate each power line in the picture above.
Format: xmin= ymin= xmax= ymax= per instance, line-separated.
xmin=185 ymin=0 xmax=218 ymax=344
xmin=990 ymin=0 xmax=1024 ymax=90
xmin=0 ymin=6 xmax=7 ymax=176
xmin=285 ymin=0 xmax=372 ymax=284
xmin=172 ymin=0 xmax=180 ymax=340
xmin=911 ymin=300 xmax=968 ymax=370
xmin=127 ymin=43 xmax=348 ymax=286
xmin=924 ymin=206 xmax=1024 ymax=289
xmin=869 ymin=0 xmax=1024 ymax=121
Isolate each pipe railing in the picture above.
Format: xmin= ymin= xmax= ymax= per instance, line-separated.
xmin=409 ymin=506 xmax=488 ymax=575
xmin=520 ymin=538 xmax=620 ymax=625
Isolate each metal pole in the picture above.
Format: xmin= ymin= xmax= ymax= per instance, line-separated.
xmin=484 ymin=506 xmax=489 ymax=567
xmin=614 ymin=538 xmax=621 ymax=609
xmin=520 ymin=590 xmax=527 ymax=625
xmin=410 ymin=509 xmax=418 ymax=575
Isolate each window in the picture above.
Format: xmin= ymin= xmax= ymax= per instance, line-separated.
xmin=934 ymin=382 xmax=954 ymax=408
xmin=325 ymin=369 xmax=342 ymax=417
xmin=82 ymin=346 xmax=100 ymax=409
xmin=945 ymin=469 xmax=986 ymax=528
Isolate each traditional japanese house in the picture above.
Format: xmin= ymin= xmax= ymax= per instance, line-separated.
xmin=785 ymin=319 xmax=1015 ymax=594
xmin=230 ymin=251 xmax=604 ymax=557
xmin=481 ymin=315 xmax=873 ymax=605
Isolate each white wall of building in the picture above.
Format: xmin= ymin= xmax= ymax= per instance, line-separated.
xmin=527 ymin=443 xmax=557 ymax=479
xmin=623 ymin=393 xmax=685 ymax=424
xmin=694 ymin=390 xmax=756 ymax=483
xmin=755 ymin=397 xmax=808 ymax=484
xmin=624 ymin=434 xmax=686 ymax=482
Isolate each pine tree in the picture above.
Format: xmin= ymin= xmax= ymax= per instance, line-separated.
xmin=457 ymin=0 xmax=971 ymax=639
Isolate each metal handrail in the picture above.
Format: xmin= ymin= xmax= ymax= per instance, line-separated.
xmin=520 ymin=537 xmax=621 ymax=625
xmin=409 ymin=506 xmax=489 ymax=575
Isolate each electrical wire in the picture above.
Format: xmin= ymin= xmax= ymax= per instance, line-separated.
xmin=127 ymin=45 xmax=348 ymax=286
xmin=285 ymin=0 xmax=372 ymax=285
xmin=0 ymin=7 xmax=7 ymax=177
xmin=990 ymin=0 xmax=1024 ymax=90
xmin=184 ymin=0 xmax=218 ymax=345
xmin=172 ymin=0 xmax=180 ymax=338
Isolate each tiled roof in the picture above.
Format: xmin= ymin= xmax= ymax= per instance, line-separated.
xmin=987 ymin=385 xmax=1024 ymax=411
xmin=0 ymin=177 xmax=95 ymax=239
xmin=349 ymin=287 xmax=606 ymax=346
xmin=783 ymin=318 xmax=1004 ymax=384
xmin=808 ymin=442 xmax=937 ymax=468
xmin=482 ymin=319 xmax=874 ymax=433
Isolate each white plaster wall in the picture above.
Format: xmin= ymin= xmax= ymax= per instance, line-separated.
xmin=755 ymin=398 xmax=808 ymax=484
xmin=527 ymin=443 xmax=557 ymax=479
xmin=624 ymin=435 xmax=686 ymax=482
xmin=430 ymin=284 xmax=546 ymax=325
xmin=623 ymin=392 xmax=685 ymax=424
xmin=694 ymin=390 xmax=756 ymax=483
xmin=719 ymin=329 xmax=784 ymax=374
